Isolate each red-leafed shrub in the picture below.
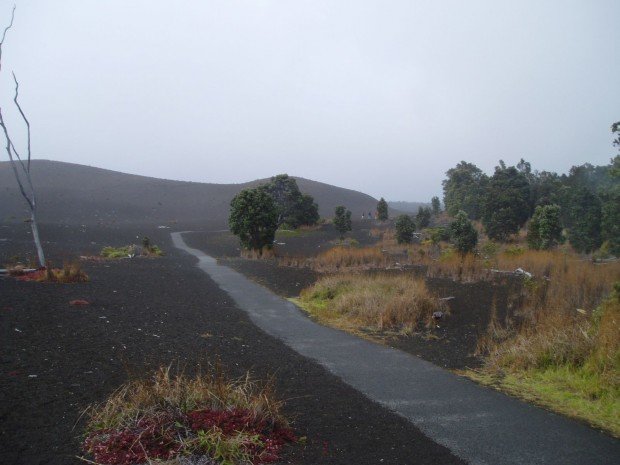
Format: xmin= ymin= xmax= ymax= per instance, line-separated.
xmin=12 ymin=263 xmax=89 ymax=283
xmin=84 ymin=415 xmax=182 ymax=465
xmin=81 ymin=367 xmax=296 ymax=465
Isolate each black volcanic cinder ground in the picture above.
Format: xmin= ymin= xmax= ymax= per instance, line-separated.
xmin=0 ymin=160 xmax=386 ymax=227
xmin=0 ymin=224 xmax=464 ymax=465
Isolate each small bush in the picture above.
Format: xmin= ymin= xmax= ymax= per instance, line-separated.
xmin=101 ymin=245 xmax=136 ymax=258
xmin=299 ymin=274 xmax=445 ymax=332
xmin=14 ymin=263 xmax=89 ymax=283
xmin=288 ymin=246 xmax=388 ymax=272
xmin=82 ymin=366 xmax=295 ymax=465
xmin=395 ymin=215 xmax=416 ymax=244
xmin=101 ymin=242 xmax=164 ymax=259
xmin=504 ymin=245 xmax=525 ymax=257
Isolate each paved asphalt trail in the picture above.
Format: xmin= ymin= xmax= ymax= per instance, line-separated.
xmin=172 ymin=232 xmax=620 ymax=465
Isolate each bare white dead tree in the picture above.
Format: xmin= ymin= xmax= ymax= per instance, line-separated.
xmin=0 ymin=6 xmax=46 ymax=267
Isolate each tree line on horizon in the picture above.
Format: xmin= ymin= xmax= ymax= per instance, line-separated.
xmin=229 ymin=124 xmax=619 ymax=256
xmin=385 ymin=123 xmax=620 ymax=257
xmin=440 ymin=151 xmax=619 ymax=255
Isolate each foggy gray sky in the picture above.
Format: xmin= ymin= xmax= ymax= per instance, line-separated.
xmin=1 ymin=1 xmax=619 ymax=201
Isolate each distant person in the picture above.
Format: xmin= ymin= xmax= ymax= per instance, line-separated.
xmin=368 ymin=211 xmax=373 ymax=219
xmin=361 ymin=213 xmax=365 ymax=219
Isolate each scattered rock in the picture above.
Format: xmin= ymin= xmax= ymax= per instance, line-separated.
xmin=514 ymin=268 xmax=533 ymax=278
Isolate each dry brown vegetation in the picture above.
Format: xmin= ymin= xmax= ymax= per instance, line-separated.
xmin=479 ymin=259 xmax=619 ymax=373
xmin=82 ymin=365 xmax=294 ymax=464
xmin=280 ymin=246 xmax=390 ymax=272
xmin=85 ymin=366 xmax=284 ymax=432
xmin=241 ymin=248 xmax=275 ymax=259
xmin=297 ymin=274 xmax=445 ymax=333
xmin=285 ymin=227 xmax=619 ymax=432
xmin=8 ymin=262 xmax=89 ymax=283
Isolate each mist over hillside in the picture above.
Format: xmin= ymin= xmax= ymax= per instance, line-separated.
xmin=0 ymin=160 xmax=381 ymax=227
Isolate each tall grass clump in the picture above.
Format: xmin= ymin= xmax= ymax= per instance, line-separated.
xmin=280 ymin=246 xmax=391 ymax=272
xmin=11 ymin=262 xmax=89 ymax=283
xmin=298 ymin=274 xmax=444 ymax=333
xmin=475 ymin=257 xmax=620 ymax=435
xmin=81 ymin=366 xmax=295 ymax=465
xmin=315 ymin=246 xmax=388 ymax=271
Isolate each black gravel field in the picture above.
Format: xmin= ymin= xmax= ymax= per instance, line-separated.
xmin=1 ymin=223 xmax=464 ymax=465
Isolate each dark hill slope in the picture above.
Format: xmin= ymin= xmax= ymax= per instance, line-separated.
xmin=0 ymin=160 xmax=379 ymax=227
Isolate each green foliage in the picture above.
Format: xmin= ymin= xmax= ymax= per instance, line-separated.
xmin=480 ymin=241 xmax=500 ymax=258
xmin=504 ymin=245 xmax=525 ymax=257
xmin=376 ymin=197 xmax=389 ymax=221
xmin=416 ymin=206 xmax=431 ymax=229
xmin=195 ymin=429 xmax=260 ymax=465
xmin=428 ymin=226 xmax=450 ymax=245
xmin=333 ymin=205 xmax=352 ymax=239
xmin=348 ymin=238 xmax=360 ymax=248
xmin=442 ymin=161 xmax=488 ymax=219
xmin=527 ymin=204 xmax=563 ymax=250
xmin=229 ymin=187 xmax=278 ymax=252
xmin=612 ymin=122 xmax=620 ymax=154
xmin=292 ymin=193 xmax=320 ymax=227
xmin=431 ymin=196 xmax=441 ymax=214
xmin=600 ymin=156 xmax=620 ymax=255
xmin=482 ymin=163 xmax=531 ymax=241
xmin=567 ymin=187 xmax=602 ymax=254
xmin=394 ymin=214 xmax=416 ymax=244
xmin=260 ymin=174 xmax=319 ymax=228
xmin=140 ymin=236 xmax=164 ymax=256
xmin=101 ymin=245 xmax=136 ymax=258
xmin=449 ymin=210 xmax=478 ymax=255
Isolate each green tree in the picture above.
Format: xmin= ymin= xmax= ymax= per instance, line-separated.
xmin=395 ymin=215 xmax=416 ymax=244
xmin=530 ymin=170 xmax=563 ymax=208
xmin=260 ymin=174 xmax=319 ymax=228
xmin=376 ymin=197 xmax=388 ymax=221
xmin=527 ymin=204 xmax=563 ymax=250
xmin=334 ymin=205 xmax=352 ymax=239
xmin=442 ymin=161 xmax=488 ymax=220
xmin=449 ymin=210 xmax=478 ymax=255
xmin=567 ymin=187 xmax=602 ymax=254
xmin=612 ymin=121 xmax=620 ymax=154
xmin=600 ymin=155 xmax=620 ymax=255
xmin=431 ymin=196 xmax=441 ymax=215
xmin=428 ymin=226 xmax=450 ymax=245
xmin=482 ymin=163 xmax=531 ymax=241
xmin=229 ymin=187 xmax=278 ymax=253
xmin=416 ymin=206 xmax=431 ymax=229
xmin=291 ymin=193 xmax=320 ymax=227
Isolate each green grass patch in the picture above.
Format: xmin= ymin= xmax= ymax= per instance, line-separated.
xmin=275 ymin=229 xmax=302 ymax=238
xmin=464 ymin=365 xmax=620 ymax=437
xmin=101 ymin=245 xmax=136 ymax=258
xmin=100 ymin=243 xmax=164 ymax=258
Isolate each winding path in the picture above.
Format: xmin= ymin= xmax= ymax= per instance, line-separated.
xmin=172 ymin=231 xmax=619 ymax=465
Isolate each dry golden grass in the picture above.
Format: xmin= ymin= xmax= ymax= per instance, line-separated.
xmin=42 ymin=263 xmax=89 ymax=283
xmin=84 ymin=365 xmax=284 ymax=432
xmin=9 ymin=262 xmax=89 ymax=283
xmin=298 ymin=274 xmax=444 ymax=332
xmin=240 ymin=247 xmax=275 ymax=260
xmin=279 ymin=246 xmax=392 ymax=272
xmin=480 ymin=257 xmax=620 ymax=374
